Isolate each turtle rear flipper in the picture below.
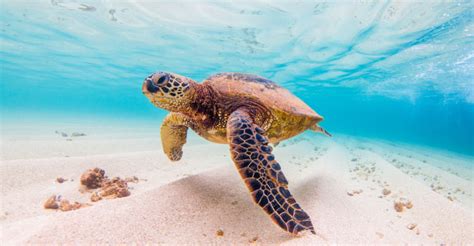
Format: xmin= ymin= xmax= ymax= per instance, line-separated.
xmin=310 ymin=124 xmax=332 ymax=137
xmin=226 ymin=108 xmax=315 ymax=235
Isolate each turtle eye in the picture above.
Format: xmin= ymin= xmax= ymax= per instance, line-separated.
xmin=152 ymin=73 xmax=169 ymax=86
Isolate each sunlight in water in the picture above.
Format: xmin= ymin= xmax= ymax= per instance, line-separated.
xmin=2 ymin=0 xmax=473 ymax=101
xmin=1 ymin=1 xmax=473 ymax=154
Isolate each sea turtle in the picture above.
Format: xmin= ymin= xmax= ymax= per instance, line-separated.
xmin=142 ymin=72 xmax=331 ymax=235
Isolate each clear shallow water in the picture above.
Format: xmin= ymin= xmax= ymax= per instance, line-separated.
xmin=1 ymin=1 xmax=473 ymax=155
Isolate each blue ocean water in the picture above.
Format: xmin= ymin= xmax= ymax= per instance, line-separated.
xmin=1 ymin=1 xmax=473 ymax=155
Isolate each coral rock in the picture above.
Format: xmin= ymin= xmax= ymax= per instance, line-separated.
xmin=59 ymin=200 xmax=89 ymax=211
xmin=125 ymin=176 xmax=139 ymax=183
xmin=407 ymin=223 xmax=417 ymax=230
xmin=80 ymin=168 xmax=106 ymax=189
xmin=59 ymin=200 xmax=76 ymax=211
xmin=71 ymin=132 xmax=86 ymax=137
xmin=394 ymin=201 xmax=404 ymax=212
xmin=56 ymin=177 xmax=67 ymax=183
xmin=99 ymin=177 xmax=130 ymax=199
xmin=44 ymin=195 xmax=59 ymax=209
xmin=90 ymin=192 xmax=102 ymax=202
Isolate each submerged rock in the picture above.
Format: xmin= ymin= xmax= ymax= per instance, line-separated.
xmin=394 ymin=198 xmax=413 ymax=212
xmin=71 ymin=132 xmax=86 ymax=137
xmin=98 ymin=177 xmax=130 ymax=199
xmin=78 ymin=4 xmax=96 ymax=12
xmin=394 ymin=201 xmax=404 ymax=212
xmin=59 ymin=199 xmax=90 ymax=211
xmin=90 ymin=192 xmax=102 ymax=202
xmin=80 ymin=168 xmax=136 ymax=201
xmin=45 ymin=168 xmax=139 ymax=212
xmin=56 ymin=177 xmax=67 ymax=183
xmin=43 ymin=195 xmax=89 ymax=211
xmin=125 ymin=176 xmax=139 ymax=183
xmin=44 ymin=195 xmax=59 ymax=209
xmin=407 ymin=223 xmax=417 ymax=230
xmin=80 ymin=167 xmax=106 ymax=189
xmin=347 ymin=189 xmax=363 ymax=196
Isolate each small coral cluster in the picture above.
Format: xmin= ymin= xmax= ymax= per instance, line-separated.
xmin=44 ymin=167 xmax=140 ymax=212
xmin=80 ymin=167 xmax=105 ymax=189
xmin=43 ymin=195 xmax=90 ymax=211
xmin=81 ymin=168 xmax=138 ymax=202
xmin=89 ymin=177 xmax=131 ymax=202
xmin=393 ymin=198 xmax=413 ymax=212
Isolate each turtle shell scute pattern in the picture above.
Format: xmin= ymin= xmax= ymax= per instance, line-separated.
xmin=208 ymin=72 xmax=279 ymax=89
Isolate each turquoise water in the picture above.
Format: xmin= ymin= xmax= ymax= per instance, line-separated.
xmin=1 ymin=1 xmax=473 ymax=155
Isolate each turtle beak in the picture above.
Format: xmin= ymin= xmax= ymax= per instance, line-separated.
xmin=142 ymin=75 xmax=164 ymax=95
xmin=142 ymin=77 xmax=159 ymax=95
xmin=142 ymin=80 xmax=150 ymax=95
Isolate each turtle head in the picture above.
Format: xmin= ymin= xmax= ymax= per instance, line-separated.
xmin=142 ymin=72 xmax=197 ymax=112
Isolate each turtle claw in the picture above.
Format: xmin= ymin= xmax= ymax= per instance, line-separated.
xmin=168 ymin=148 xmax=183 ymax=161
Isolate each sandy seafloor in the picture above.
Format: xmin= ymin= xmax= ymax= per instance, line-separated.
xmin=1 ymin=120 xmax=473 ymax=245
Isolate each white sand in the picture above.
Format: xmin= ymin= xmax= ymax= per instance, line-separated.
xmin=1 ymin=127 xmax=473 ymax=244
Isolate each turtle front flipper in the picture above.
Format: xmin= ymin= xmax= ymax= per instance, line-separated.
xmin=226 ymin=108 xmax=315 ymax=235
xmin=161 ymin=112 xmax=190 ymax=161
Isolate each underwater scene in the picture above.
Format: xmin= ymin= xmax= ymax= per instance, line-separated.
xmin=1 ymin=0 xmax=473 ymax=244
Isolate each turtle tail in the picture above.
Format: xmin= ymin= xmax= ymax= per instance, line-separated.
xmin=310 ymin=124 xmax=332 ymax=137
